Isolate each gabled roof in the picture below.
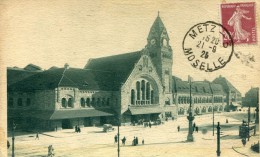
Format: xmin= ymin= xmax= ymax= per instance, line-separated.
xmin=8 ymin=68 xmax=120 ymax=92
xmin=7 ymin=68 xmax=42 ymax=86
xmin=85 ymin=51 xmax=142 ymax=84
xmin=172 ymin=76 xmax=225 ymax=95
xmin=213 ymin=76 xmax=240 ymax=94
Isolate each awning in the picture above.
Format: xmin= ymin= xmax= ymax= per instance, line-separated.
xmin=29 ymin=108 xmax=115 ymax=120
xmin=124 ymin=106 xmax=163 ymax=115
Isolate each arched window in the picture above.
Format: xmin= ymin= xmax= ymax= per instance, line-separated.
xmin=97 ymin=98 xmax=101 ymax=106
xmin=151 ymin=90 xmax=154 ymax=104
xmin=131 ymin=89 xmax=135 ymax=105
xmin=102 ymin=98 xmax=105 ymax=106
xmin=17 ymin=98 xmax=23 ymax=107
xmin=136 ymin=81 xmax=140 ymax=100
xmin=80 ymin=98 xmax=85 ymax=107
xmin=178 ymin=97 xmax=181 ymax=104
xmin=91 ymin=98 xmax=95 ymax=106
xmin=8 ymin=98 xmax=14 ymax=107
xmin=86 ymin=98 xmax=90 ymax=107
xmin=26 ymin=98 xmax=31 ymax=106
xmin=141 ymin=80 xmax=145 ymax=100
xmin=146 ymin=82 xmax=150 ymax=100
xmin=62 ymin=98 xmax=66 ymax=108
xmin=68 ymin=98 xmax=73 ymax=108
xmin=106 ymin=98 xmax=110 ymax=106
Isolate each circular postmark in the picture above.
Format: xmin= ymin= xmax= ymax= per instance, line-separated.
xmin=182 ymin=21 xmax=234 ymax=72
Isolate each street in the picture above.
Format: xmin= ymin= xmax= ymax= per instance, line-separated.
xmin=8 ymin=112 xmax=259 ymax=157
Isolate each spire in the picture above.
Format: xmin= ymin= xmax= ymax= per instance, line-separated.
xmin=147 ymin=13 xmax=168 ymax=41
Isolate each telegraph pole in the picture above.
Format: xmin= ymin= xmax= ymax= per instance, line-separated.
xmin=12 ymin=121 xmax=16 ymax=157
xmin=117 ymin=115 xmax=120 ymax=157
xmin=187 ymin=75 xmax=194 ymax=142
xmin=213 ymin=95 xmax=215 ymax=136
xmin=216 ymin=122 xmax=221 ymax=156
xmin=248 ymin=104 xmax=251 ymax=141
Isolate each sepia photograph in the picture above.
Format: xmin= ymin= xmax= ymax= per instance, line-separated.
xmin=0 ymin=0 xmax=259 ymax=156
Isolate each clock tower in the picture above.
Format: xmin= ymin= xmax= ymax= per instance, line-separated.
xmin=146 ymin=13 xmax=173 ymax=94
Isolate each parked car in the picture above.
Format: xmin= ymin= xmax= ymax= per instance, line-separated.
xmin=103 ymin=124 xmax=114 ymax=132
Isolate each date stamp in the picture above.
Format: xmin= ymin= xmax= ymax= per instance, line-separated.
xmin=221 ymin=2 xmax=257 ymax=44
xmin=182 ymin=21 xmax=234 ymax=72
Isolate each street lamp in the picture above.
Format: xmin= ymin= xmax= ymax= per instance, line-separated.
xmin=248 ymin=103 xmax=251 ymax=141
xmin=187 ymin=75 xmax=194 ymax=142
xmin=212 ymin=95 xmax=215 ymax=136
xmin=12 ymin=121 xmax=16 ymax=157
xmin=117 ymin=114 xmax=121 ymax=157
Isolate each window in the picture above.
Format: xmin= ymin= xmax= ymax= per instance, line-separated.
xmin=131 ymin=89 xmax=135 ymax=105
xmin=80 ymin=98 xmax=85 ymax=107
xmin=97 ymin=98 xmax=101 ymax=106
xmin=86 ymin=98 xmax=90 ymax=107
xmin=26 ymin=98 xmax=31 ymax=106
xmin=106 ymin=98 xmax=110 ymax=106
xmin=146 ymin=82 xmax=150 ymax=100
xmin=141 ymin=80 xmax=145 ymax=100
xmin=62 ymin=98 xmax=66 ymax=108
xmin=91 ymin=98 xmax=95 ymax=106
xmin=8 ymin=98 xmax=14 ymax=107
xmin=68 ymin=98 xmax=73 ymax=107
xmin=151 ymin=90 xmax=154 ymax=104
xmin=136 ymin=81 xmax=140 ymax=100
xmin=17 ymin=98 xmax=23 ymax=107
xmin=102 ymin=98 xmax=105 ymax=106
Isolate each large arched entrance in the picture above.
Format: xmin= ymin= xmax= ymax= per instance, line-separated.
xmin=202 ymin=107 xmax=206 ymax=113
xmin=195 ymin=107 xmax=200 ymax=115
xmin=208 ymin=106 xmax=212 ymax=112
xmin=178 ymin=108 xmax=185 ymax=115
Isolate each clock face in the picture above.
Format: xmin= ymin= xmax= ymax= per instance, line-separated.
xmin=150 ymin=39 xmax=156 ymax=45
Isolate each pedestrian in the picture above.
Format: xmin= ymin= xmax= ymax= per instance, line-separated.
xmin=122 ymin=136 xmax=126 ymax=145
xmin=75 ymin=125 xmax=78 ymax=133
xmin=48 ymin=145 xmax=55 ymax=157
xmin=114 ymin=135 xmax=118 ymax=143
xmin=226 ymin=119 xmax=229 ymax=123
xmin=35 ymin=132 xmax=39 ymax=140
xmin=177 ymin=125 xmax=180 ymax=132
xmin=242 ymin=138 xmax=246 ymax=147
xmin=7 ymin=140 xmax=10 ymax=149
xmin=78 ymin=127 xmax=81 ymax=133
xmin=136 ymin=137 xmax=139 ymax=145
xmin=196 ymin=126 xmax=199 ymax=133
xmin=55 ymin=126 xmax=57 ymax=132
xmin=149 ymin=122 xmax=152 ymax=128
xmin=132 ymin=137 xmax=135 ymax=146
xmin=142 ymin=139 xmax=144 ymax=145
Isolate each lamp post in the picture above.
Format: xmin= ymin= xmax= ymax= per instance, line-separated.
xmin=187 ymin=75 xmax=194 ymax=142
xmin=12 ymin=121 xmax=16 ymax=157
xmin=248 ymin=103 xmax=250 ymax=141
xmin=213 ymin=95 xmax=215 ymax=136
xmin=216 ymin=122 xmax=221 ymax=156
xmin=117 ymin=114 xmax=121 ymax=157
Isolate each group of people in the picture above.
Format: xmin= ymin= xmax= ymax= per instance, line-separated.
xmin=114 ymin=135 xmax=144 ymax=146
xmin=75 ymin=125 xmax=81 ymax=133
xmin=114 ymin=135 xmax=127 ymax=145
xmin=132 ymin=136 xmax=144 ymax=146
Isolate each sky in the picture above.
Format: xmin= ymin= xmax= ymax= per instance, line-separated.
xmin=1 ymin=0 xmax=260 ymax=95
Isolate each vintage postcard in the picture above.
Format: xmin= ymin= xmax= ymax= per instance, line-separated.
xmin=0 ymin=0 xmax=259 ymax=157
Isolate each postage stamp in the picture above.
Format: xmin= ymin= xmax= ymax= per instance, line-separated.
xmin=221 ymin=2 xmax=257 ymax=45
xmin=182 ymin=21 xmax=234 ymax=72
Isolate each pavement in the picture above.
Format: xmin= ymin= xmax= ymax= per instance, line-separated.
xmin=7 ymin=112 xmax=259 ymax=157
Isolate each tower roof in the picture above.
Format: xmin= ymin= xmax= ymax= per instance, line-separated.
xmin=147 ymin=14 xmax=167 ymax=40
